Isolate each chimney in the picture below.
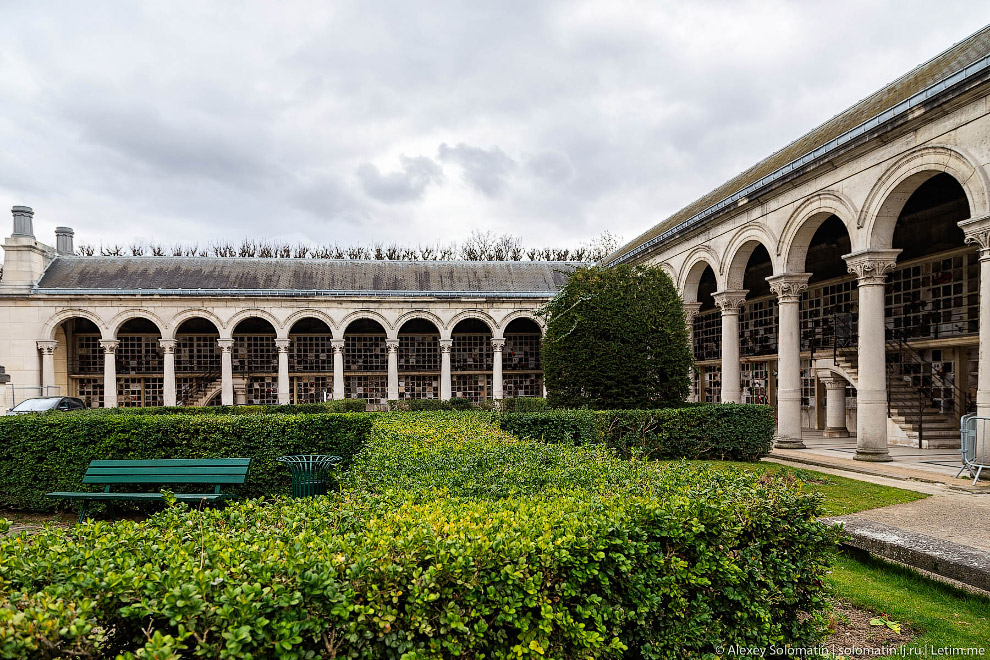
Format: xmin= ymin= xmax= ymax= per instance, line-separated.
xmin=11 ymin=206 xmax=34 ymax=237
xmin=55 ymin=227 xmax=74 ymax=255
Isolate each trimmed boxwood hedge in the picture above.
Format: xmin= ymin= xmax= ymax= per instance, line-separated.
xmin=499 ymin=403 xmax=776 ymax=461
xmin=0 ymin=413 xmax=834 ymax=658
xmin=87 ymin=399 xmax=368 ymax=415
xmin=0 ymin=412 xmax=372 ymax=511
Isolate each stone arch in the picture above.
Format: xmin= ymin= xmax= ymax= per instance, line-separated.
xmin=860 ymin=145 xmax=990 ymax=249
xmin=677 ymin=246 xmax=723 ymax=302
xmin=496 ymin=310 xmax=546 ymax=339
xmin=444 ymin=310 xmax=498 ymax=340
xmin=107 ymin=309 xmax=168 ymax=339
xmin=394 ymin=310 xmax=446 ymax=337
xmin=42 ymin=308 xmax=111 ymax=341
xmin=283 ymin=309 xmax=339 ymax=338
xmin=164 ymin=308 xmax=225 ymax=340
xmin=720 ymin=225 xmax=779 ymax=290
xmin=779 ymin=192 xmax=858 ymax=272
xmin=338 ymin=310 xmax=395 ymax=339
xmin=223 ymin=309 xmax=284 ymax=339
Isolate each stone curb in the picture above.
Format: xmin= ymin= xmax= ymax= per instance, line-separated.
xmin=824 ymin=516 xmax=990 ymax=593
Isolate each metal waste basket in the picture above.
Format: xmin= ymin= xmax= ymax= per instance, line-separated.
xmin=276 ymin=454 xmax=342 ymax=498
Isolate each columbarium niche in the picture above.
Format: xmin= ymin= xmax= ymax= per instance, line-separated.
xmin=343 ymin=318 xmax=388 ymax=403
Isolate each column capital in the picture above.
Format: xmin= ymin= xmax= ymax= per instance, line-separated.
xmin=682 ymin=302 xmax=703 ymax=324
xmin=99 ymin=340 xmax=119 ymax=354
xmin=816 ymin=371 xmax=848 ymax=390
xmin=490 ymin=338 xmax=505 ymax=351
xmin=158 ymin=338 xmax=177 ymax=354
xmin=36 ymin=340 xmax=58 ymax=355
xmin=439 ymin=338 xmax=453 ymax=353
xmin=385 ymin=338 xmax=400 ymax=353
xmin=959 ymin=215 xmax=990 ymax=255
xmin=766 ymin=273 xmax=811 ymax=303
xmin=216 ymin=338 xmax=234 ymax=353
xmin=330 ymin=338 xmax=345 ymax=352
xmin=843 ymin=248 xmax=901 ymax=285
xmin=712 ymin=289 xmax=748 ymax=314
xmin=274 ymin=338 xmax=291 ymax=353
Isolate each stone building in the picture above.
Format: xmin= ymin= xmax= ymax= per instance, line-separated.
xmin=608 ymin=25 xmax=990 ymax=461
xmin=0 ymin=211 xmax=566 ymax=412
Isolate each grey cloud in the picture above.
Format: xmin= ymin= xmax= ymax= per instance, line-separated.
xmin=355 ymin=156 xmax=444 ymax=204
xmin=526 ymin=150 xmax=576 ymax=186
xmin=438 ymin=143 xmax=515 ymax=197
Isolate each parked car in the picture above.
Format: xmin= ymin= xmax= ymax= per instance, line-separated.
xmin=6 ymin=396 xmax=87 ymax=415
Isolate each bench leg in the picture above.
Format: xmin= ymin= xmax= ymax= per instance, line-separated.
xmin=77 ymin=501 xmax=88 ymax=524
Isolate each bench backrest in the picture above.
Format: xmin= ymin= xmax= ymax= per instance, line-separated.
xmin=82 ymin=459 xmax=251 ymax=486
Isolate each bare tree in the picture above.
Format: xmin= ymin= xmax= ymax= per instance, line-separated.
xmin=77 ymin=243 xmax=96 ymax=256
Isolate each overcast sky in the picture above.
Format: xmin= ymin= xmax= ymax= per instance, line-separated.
xmin=1 ymin=1 xmax=989 ymax=254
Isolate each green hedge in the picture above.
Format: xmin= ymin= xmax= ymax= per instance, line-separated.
xmin=0 ymin=412 xmax=373 ymax=511
xmin=82 ymin=399 xmax=368 ymax=415
xmin=499 ymin=403 xmax=775 ymax=461
xmin=0 ymin=413 xmax=834 ymax=657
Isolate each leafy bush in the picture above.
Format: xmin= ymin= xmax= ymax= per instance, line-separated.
xmin=0 ymin=413 xmax=834 ymax=657
xmin=0 ymin=412 xmax=373 ymax=511
xmin=88 ymin=399 xmax=368 ymax=415
xmin=500 ymin=396 xmax=549 ymax=412
xmin=542 ymin=264 xmax=693 ymax=408
xmin=500 ymin=403 xmax=775 ymax=461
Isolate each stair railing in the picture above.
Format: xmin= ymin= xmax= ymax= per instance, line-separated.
xmin=177 ymin=365 xmax=222 ymax=406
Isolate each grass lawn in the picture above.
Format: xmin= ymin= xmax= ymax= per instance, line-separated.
xmin=829 ymin=551 xmax=990 ymax=649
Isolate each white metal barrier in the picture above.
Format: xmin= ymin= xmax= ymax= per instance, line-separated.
xmin=957 ymin=414 xmax=990 ymax=485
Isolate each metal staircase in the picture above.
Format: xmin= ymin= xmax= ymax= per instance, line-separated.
xmin=177 ymin=368 xmax=222 ymax=406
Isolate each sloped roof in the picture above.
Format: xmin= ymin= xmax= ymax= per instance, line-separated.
xmin=34 ymin=256 xmax=576 ymax=297
xmin=610 ymin=24 xmax=990 ymax=264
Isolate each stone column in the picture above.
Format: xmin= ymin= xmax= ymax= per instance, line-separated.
xmin=159 ymin=339 xmax=177 ymax=406
xmin=0 ymin=367 xmax=9 ymax=416
xmin=844 ymin=248 xmax=900 ymax=461
xmin=960 ymin=215 xmax=990 ymax=418
xmin=100 ymin=340 xmax=119 ymax=408
xmin=683 ymin=303 xmax=702 ymax=402
xmin=331 ymin=339 xmax=345 ymax=400
xmin=439 ymin=339 xmax=453 ymax=400
xmin=491 ymin=338 xmax=505 ymax=400
xmin=386 ymin=339 xmax=400 ymax=400
xmin=767 ymin=273 xmax=810 ymax=449
xmin=37 ymin=340 xmax=58 ymax=396
xmin=713 ymin=290 xmax=747 ymax=404
xmin=820 ymin=373 xmax=850 ymax=438
xmin=217 ymin=339 xmax=234 ymax=406
xmin=275 ymin=339 xmax=291 ymax=405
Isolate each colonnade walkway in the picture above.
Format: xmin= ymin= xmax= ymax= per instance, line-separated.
xmin=772 ymin=431 xmax=988 ymax=488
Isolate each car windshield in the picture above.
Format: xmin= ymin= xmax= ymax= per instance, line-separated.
xmin=11 ymin=398 xmax=61 ymax=412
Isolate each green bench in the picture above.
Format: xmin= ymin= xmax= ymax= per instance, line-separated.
xmin=47 ymin=458 xmax=252 ymax=523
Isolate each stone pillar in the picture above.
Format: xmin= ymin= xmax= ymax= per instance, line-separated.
xmin=331 ymin=339 xmax=345 ymax=400
xmin=844 ymin=249 xmax=900 ymax=461
xmin=713 ymin=290 xmax=747 ymax=404
xmin=386 ymin=339 xmax=400 ymax=400
xmin=491 ymin=338 xmax=505 ymax=400
xmin=0 ymin=366 xmax=9 ymax=416
xmin=217 ymin=339 xmax=234 ymax=406
xmin=683 ymin=303 xmax=702 ymax=402
xmin=820 ymin=374 xmax=850 ymax=438
xmin=767 ymin=273 xmax=810 ymax=449
xmin=960 ymin=215 xmax=990 ymax=418
xmin=159 ymin=339 xmax=177 ymax=406
xmin=275 ymin=339 xmax=291 ymax=405
xmin=101 ymin=340 xmax=119 ymax=408
xmin=439 ymin=339 xmax=453 ymax=400
xmin=37 ymin=340 xmax=58 ymax=396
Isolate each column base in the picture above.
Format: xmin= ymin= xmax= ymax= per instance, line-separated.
xmin=822 ymin=427 xmax=850 ymax=438
xmin=854 ymin=449 xmax=892 ymax=462
xmin=773 ymin=436 xmax=806 ymax=450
